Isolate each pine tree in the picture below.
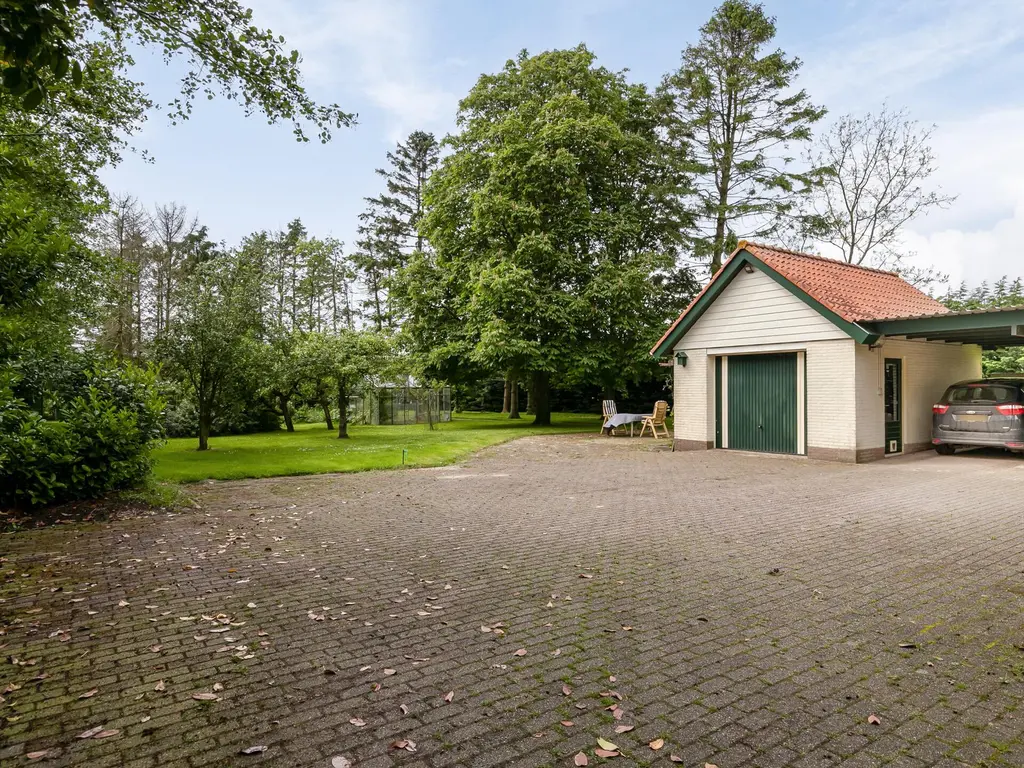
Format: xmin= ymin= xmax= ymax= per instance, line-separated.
xmin=354 ymin=131 xmax=441 ymax=329
xmin=661 ymin=0 xmax=826 ymax=274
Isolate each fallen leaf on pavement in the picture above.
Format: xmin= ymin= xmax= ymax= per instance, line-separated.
xmin=614 ymin=725 xmax=634 ymax=733
xmin=192 ymin=692 xmax=220 ymax=701
xmin=868 ymin=714 xmax=881 ymax=725
xmin=212 ymin=682 xmax=224 ymax=692
xmin=240 ymin=746 xmax=267 ymax=755
xmin=93 ymin=730 xmax=120 ymax=739
xmin=383 ymin=668 xmax=396 ymax=676
xmin=513 ymin=648 xmax=527 ymax=656
xmin=154 ymin=680 xmax=165 ymax=692
xmin=596 ymin=738 xmax=618 ymax=751
xmin=27 ymin=750 xmax=53 ymax=760
xmin=77 ymin=726 xmax=104 ymax=739
xmin=399 ymin=704 xmax=410 ymax=715
xmin=670 ymin=756 xmax=684 ymax=763
xmin=444 ymin=691 xmax=454 ymax=703
xmin=331 ymin=757 xmax=352 ymax=768
xmin=562 ymin=684 xmax=572 ymax=696
xmin=595 ymin=749 xmax=619 ymax=758
xmin=561 ymin=720 xmax=574 ymax=727
xmin=574 ymin=753 xmax=589 ymax=766
xmin=349 ymin=717 xmax=366 ymax=727
xmin=79 ymin=689 xmax=98 ymax=699
xmin=649 ymin=738 xmax=664 ymax=750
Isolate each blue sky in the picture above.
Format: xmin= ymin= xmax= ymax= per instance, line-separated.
xmin=102 ymin=0 xmax=1024 ymax=288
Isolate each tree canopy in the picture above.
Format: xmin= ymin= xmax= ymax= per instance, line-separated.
xmin=0 ymin=0 xmax=354 ymax=140
xmin=410 ymin=45 xmax=696 ymax=425
xmin=660 ymin=0 xmax=826 ymax=273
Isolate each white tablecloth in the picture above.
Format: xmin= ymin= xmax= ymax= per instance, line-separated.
xmin=603 ymin=413 xmax=647 ymax=429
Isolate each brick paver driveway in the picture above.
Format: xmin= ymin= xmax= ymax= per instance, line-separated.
xmin=2 ymin=437 xmax=1024 ymax=768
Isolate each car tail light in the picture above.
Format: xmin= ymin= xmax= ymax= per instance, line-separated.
xmin=932 ymin=404 xmax=949 ymax=414
xmin=996 ymin=404 xmax=1024 ymax=416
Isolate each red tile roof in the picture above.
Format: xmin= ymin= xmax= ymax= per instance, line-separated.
xmin=740 ymin=242 xmax=948 ymax=323
xmin=651 ymin=242 xmax=950 ymax=354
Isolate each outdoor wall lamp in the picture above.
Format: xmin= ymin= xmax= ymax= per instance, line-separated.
xmin=743 ymin=263 xmax=755 ymax=274
xmin=675 ymin=351 xmax=688 ymax=367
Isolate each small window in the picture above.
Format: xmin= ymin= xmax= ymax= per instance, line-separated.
xmin=946 ymin=385 xmax=1018 ymax=404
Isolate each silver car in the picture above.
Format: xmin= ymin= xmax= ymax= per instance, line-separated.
xmin=932 ymin=377 xmax=1024 ymax=455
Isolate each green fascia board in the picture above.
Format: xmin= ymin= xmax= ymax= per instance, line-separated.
xmin=866 ymin=309 xmax=1024 ymax=337
xmin=651 ymin=250 xmax=877 ymax=357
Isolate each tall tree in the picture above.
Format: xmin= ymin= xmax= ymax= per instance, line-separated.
xmin=1 ymin=35 xmax=149 ymax=359
xmin=0 ymin=0 xmax=353 ymax=140
xmin=149 ymin=202 xmax=197 ymax=333
xmin=800 ymin=105 xmax=956 ymax=270
xmin=354 ymin=131 xmax=441 ymax=330
xmin=415 ymin=46 xmax=696 ymax=426
xmin=369 ymin=131 xmax=441 ymax=255
xmin=661 ymin=0 xmax=826 ymax=273
xmin=97 ymin=193 xmax=150 ymax=356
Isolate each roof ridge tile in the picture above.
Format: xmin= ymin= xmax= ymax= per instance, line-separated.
xmin=738 ymin=240 xmax=898 ymax=276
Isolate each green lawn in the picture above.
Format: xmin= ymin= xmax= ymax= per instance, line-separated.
xmin=153 ymin=411 xmax=601 ymax=483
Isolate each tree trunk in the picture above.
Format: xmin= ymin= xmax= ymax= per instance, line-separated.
xmin=198 ymin=402 xmax=211 ymax=451
xmin=531 ymin=371 xmax=551 ymax=426
xmin=526 ymin=376 xmax=536 ymax=415
xmin=321 ymin=395 xmax=334 ymax=430
xmin=337 ymin=383 xmax=350 ymax=439
xmin=278 ymin=393 xmax=294 ymax=432
xmin=508 ymin=379 xmax=520 ymax=419
xmin=501 ymin=373 xmax=511 ymax=414
xmin=712 ymin=210 xmax=728 ymax=275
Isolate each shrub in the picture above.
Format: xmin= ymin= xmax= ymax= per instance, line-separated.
xmin=0 ymin=355 xmax=164 ymax=508
xmin=161 ymin=379 xmax=280 ymax=438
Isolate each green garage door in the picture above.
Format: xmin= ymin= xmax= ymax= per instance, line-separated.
xmin=727 ymin=353 xmax=798 ymax=454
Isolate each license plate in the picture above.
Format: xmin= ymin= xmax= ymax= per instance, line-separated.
xmin=958 ymin=414 xmax=989 ymax=422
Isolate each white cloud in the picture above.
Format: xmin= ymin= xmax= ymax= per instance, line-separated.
xmin=796 ymin=0 xmax=1024 ymax=288
xmin=801 ymin=0 xmax=1024 ymax=109
xmin=901 ymin=108 xmax=1024 ymax=287
xmin=246 ymin=0 xmax=459 ymax=141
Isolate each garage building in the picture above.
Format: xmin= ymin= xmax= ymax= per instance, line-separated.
xmin=651 ymin=242 xmax=1024 ymax=462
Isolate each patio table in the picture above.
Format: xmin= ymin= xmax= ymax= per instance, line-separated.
xmin=603 ymin=412 xmax=648 ymax=436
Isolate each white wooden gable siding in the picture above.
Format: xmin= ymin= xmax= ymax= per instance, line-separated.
xmin=675 ymin=267 xmax=848 ymax=351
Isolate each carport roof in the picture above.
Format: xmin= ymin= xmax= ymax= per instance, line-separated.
xmin=862 ymin=305 xmax=1024 ymax=349
xmin=652 ymin=243 xmax=1024 ymax=356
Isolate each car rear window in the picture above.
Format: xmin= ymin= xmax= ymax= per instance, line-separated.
xmin=946 ymin=384 xmax=1019 ymax=404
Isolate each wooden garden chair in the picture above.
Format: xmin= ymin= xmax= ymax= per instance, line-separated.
xmin=639 ymin=400 xmax=669 ymax=438
xmin=601 ymin=400 xmax=626 ymax=435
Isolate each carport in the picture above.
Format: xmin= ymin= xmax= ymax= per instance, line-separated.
xmin=862 ymin=306 xmax=1024 ymax=349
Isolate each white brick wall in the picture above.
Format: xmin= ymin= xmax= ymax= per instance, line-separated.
xmin=806 ymin=340 xmax=858 ymax=451
xmin=856 ymin=339 xmax=982 ymax=451
xmin=673 ymin=349 xmax=711 ymax=444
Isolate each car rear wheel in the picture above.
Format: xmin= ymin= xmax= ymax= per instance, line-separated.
xmin=934 ymin=444 xmax=956 ymax=456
